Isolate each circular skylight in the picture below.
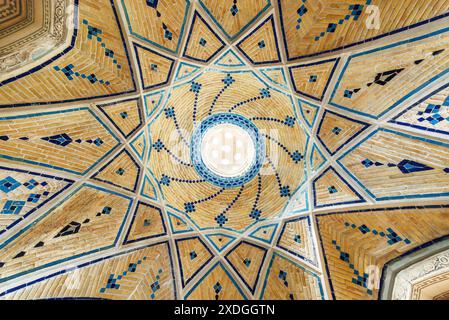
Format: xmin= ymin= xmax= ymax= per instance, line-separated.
xmin=200 ymin=123 xmax=256 ymax=178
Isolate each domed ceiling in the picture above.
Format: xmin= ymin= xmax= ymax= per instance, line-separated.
xmin=0 ymin=0 xmax=449 ymax=300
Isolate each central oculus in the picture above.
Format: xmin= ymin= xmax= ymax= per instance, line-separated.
xmin=191 ymin=113 xmax=265 ymax=188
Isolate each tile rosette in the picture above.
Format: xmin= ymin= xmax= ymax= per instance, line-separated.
xmin=148 ymin=69 xmax=308 ymax=232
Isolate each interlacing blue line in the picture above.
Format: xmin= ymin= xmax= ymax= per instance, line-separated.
xmin=227 ymin=88 xmax=270 ymax=113
xmin=171 ymin=177 xmax=205 ymax=183
xmin=266 ymin=156 xmax=282 ymax=190
xmin=266 ymin=156 xmax=290 ymax=197
xmin=160 ymin=174 xmax=206 ymax=186
xmin=262 ymin=134 xmax=303 ymax=163
xmin=184 ymin=188 xmax=226 ymax=213
xmin=208 ymin=74 xmax=235 ymax=115
xmin=221 ymin=185 xmax=245 ymax=215
xmin=172 ymin=111 xmax=190 ymax=147
xmin=163 ymin=146 xmax=193 ymax=167
xmin=194 ymin=188 xmax=225 ymax=204
xmin=250 ymin=116 xmax=296 ymax=127
xmin=249 ymin=174 xmax=263 ymax=219
xmin=253 ymin=174 xmax=262 ymax=209
xmin=190 ymin=81 xmax=202 ymax=126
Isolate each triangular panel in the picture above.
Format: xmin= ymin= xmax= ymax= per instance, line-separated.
xmin=183 ymin=11 xmax=226 ymax=63
xmin=134 ymin=43 xmax=175 ymax=90
xmin=97 ymin=98 xmax=143 ymax=139
xmin=175 ymin=236 xmax=214 ymax=287
xmin=313 ymin=166 xmax=365 ymax=208
xmin=92 ymin=149 xmax=141 ymax=192
xmin=123 ymin=201 xmax=167 ymax=244
xmin=168 ymin=211 xmax=193 ymax=234
xmin=277 ymin=216 xmax=318 ymax=266
xmin=284 ymin=188 xmax=309 ymax=217
xmin=310 ymin=143 xmax=326 ymax=174
xmin=289 ymin=58 xmax=339 ymax=102
xmin=130 ymin=131 xmax=147 ymax=163
xmin=214 ymin=49 xmax=246 ymax=67
xmin=317 ymin=110 xmax=370 ymax=156
xmin=140 ymin=174 xmax=158 ymax=201
xmin=225 ymin=241 xmax=268 ymax=293
xmin=237 ymin=15 xmax=281 ymax=65
xmin=298 ymin=99 xmax=320 ymax=129
xmin=205 ymin=233 xmax=237 ymax=253
xmin=260 ymin=67 xmax=288 ymax=89
xmin=144 ymin=90 xmax=166 ymax=119
xmin=175 ymin=62 xmax=201 ymax=82
xmin=184 ymin=262 xmax=247 ymax=300
xmin=249 ymin=224 xmax=278 ymax=245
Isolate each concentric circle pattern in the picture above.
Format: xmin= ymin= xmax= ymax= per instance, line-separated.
xmin=149 ymin=69 xmax=308 ymax=232
xmin=2 ymin=0 xmax=449 ymax=301
xmin=191 ymin=113 xmax=264 ymax=187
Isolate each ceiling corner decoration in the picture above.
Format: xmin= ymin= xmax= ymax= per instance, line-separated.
xmin=1 ymin=0 xmax=449 ymax=301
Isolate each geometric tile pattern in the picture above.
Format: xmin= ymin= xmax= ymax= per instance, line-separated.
xmin=317 ymin=110 xmax=370 ymax=156
xmin=148 ymin=69 xmax=308 ymax=232
xmin=199 ymin=0 xmax=271 ymax=40
xmin=225 ymin=241 xmax=268 ymax=293
xmin=313 ymin=167 xmax=365 ymax=208
xmin=260 ymin=253 xmax=324 ymax=300
xmin=329 ymin=28 xmax=449 ymax=119
xmin=174 ymin=62 xmax=201 ymax=82
xmin=91 ymin=149 xmax=141 ymax=193
xmin=183 ymin=11 xmax=225 ymax=63
xmin=284 ymin=189 xmax=309 ymax=217
xmin=289 ymin=58 xmax=339 ymax=101
xmin=277 ymin=216 xmax=318 ymax=266
xmin=237 ymin=15 xmax=281 ymax=65
xmin=121 ymin=0 xmax=190 ymax=54
xmin=214 ymin=49 xmax=246 ymax=68
xmin=184 ymin=262 xmax=247 ymax=300
xmin=130 ymin=131 xmax=147 ymax=163
xmin=249 ymin=224 xmax=278 ymax=245
xmin=0 ymin=0 xmax=136 ymax=107
xmin=0 ymin=242 xmax=176 ymax=300
xmin=278 ymin=0 xmax=449 ymax=60
xmin=390 ymin=83 xmax=449 ymax=136
xmin=140 ymin=173 xmax=158 ymax=202
xmin=3 ymin=0 xmax=449 ymax=301
xmin=0 ymin=108 xmax=120 ymax=175
xmin=0 ymin=184 xmax=132 ymax=283
xmin=310 ymin=144 xmax=326 ymax=174
xmin=338 ymin=129 xmax=449 ymax=201
xmin=144 ymin=90 xmax=166 ymax=119
xmin=260 ymin=67 xmax=288 ymax=89
xmin=123 ymin=201 xmax=167 ymax=244
xmin=134 ymin=43 xmax=175 ymax=90
xmin=205 ymin=233 xmax=237 ymax=253
xmin=97 ymin=98 xmax=143 ymax=139
xmin=175 ymin=236 xmax=213 ymax=288
xmin=298 ymin=99 xmax=320 ymax=129
xmin=168 ymin=211 xmax=193 ymax=234
xmin=316 ymin=206 xmax=449 ymax=300
xmin=0 ymin=166 xmax=73 ymax=235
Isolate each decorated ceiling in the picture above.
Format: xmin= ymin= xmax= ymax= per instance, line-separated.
xmin=0 ymin=0 xmax=449 ymax=300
